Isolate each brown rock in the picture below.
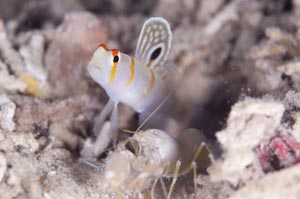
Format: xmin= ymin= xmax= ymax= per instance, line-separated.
xmin=45 ymin=12 xmax=108 ymax=97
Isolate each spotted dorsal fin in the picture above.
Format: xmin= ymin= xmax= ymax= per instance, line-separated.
xmin=135 ymin=17 xmax=172 ymax=76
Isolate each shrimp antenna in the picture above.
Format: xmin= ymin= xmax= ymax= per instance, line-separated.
xmin=122 ymin=129 xmax=136 ymax=134
xmin=136 ymin=86 xmax=174 ymax=133
xmin=121 ymin=70 xmax=182 ymax=135
xmin=135 ymin=66 xmax=190 ymax=133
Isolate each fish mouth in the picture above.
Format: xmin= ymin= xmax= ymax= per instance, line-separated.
xmin=87 ymin=63 xmax=104 ymax=84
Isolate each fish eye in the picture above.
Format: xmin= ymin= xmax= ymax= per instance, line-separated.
xmin=113 ymin=55 xmax=119 ymax=63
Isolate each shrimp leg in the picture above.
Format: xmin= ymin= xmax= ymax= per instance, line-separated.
xmin=167 ymin=161 xmax=181 ymax=199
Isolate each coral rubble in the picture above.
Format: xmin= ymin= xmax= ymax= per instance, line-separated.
xmin=0 ymin=0 xmax=300 ymax=198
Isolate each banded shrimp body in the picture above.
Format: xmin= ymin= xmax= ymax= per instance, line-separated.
xmin=87 ymin=17 xmax=173 ymax=155
xmin=100 ymin=129 xmax=212 ymax=199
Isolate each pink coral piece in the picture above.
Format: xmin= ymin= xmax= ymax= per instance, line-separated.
xmin=257 ymin=133 xmax=300 ymax=172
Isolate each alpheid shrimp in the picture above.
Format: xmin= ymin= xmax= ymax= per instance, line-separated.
xmin=101 ymin=128 xmax=212 ymax=199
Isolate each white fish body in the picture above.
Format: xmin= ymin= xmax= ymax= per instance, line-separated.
xmin=88 ymin=48 xmax=167 ymax=113
xmin=87 ymin=17 xmax=173 ymax=154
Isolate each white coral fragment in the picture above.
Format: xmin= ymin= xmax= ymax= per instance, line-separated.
xmin=204 ymin=0 xmax=239 ymax=36
xmin=0 ymin=61 xmax=27 ymax=92
xmin=0 ymin=95 xmax=16 ymax=132
xmin=19 ymin=33 xmax=48 ymax=82
xmin=209 ymin=98 xmax=285 ymax=186
xmin=229 ymin=165 xmax=300 ymax=199
xmin=19 ymin=33 xmax=51 ymax=97
xmin=0 ymin=20 xmax=25 ymax=76
xmin=278 ymin=61 xmax=300 ymax=75
xmin=0 ymin=152 xmax=7 ymax=184
xmin=0 ymin=19 xmax=51 ymax=97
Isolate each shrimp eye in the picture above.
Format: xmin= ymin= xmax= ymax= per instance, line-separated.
xmin=113 ymin=55 xmax=119 ymax=63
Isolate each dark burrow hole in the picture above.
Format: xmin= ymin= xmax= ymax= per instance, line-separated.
xmin=189 ymin=88 xmax=236 ymax=140
xmin=263 ymin=0 xmax=293 ymax=16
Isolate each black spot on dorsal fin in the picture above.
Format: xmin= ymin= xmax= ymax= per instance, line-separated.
xmin=150 ymin=47 xmax=161 ymax=60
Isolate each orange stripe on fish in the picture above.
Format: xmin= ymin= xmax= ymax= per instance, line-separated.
xmin=142 ymin=69 xmax=156 ymax=99
xmin=126 ymin=57 xmax=135 ymax=86
xmin=146 ymin=59 xmax=153 ymax=68
xmin=110 ymin=49 xmax=120 ymax=84
xmin=112 ymin=49 xmax=119 ymax=56
xmin=99 ymin=43 xmax=109 ymax=51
